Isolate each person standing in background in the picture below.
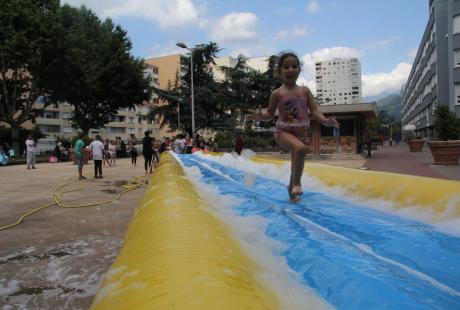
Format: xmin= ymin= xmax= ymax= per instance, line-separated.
xmin=89 ymin=135 xmax=105 ymax=178
xmin=75 ymin=132 xmax=86 ymax=179
xmin=234 ymin=132 xmax=244 ymax=155
xmin=142 ymin=131 xmax=154 ymax=174
xmin=129 ymin=134 xmax=138 ymax=167
xmin=25 ymin=135 xmax=37 ymax=169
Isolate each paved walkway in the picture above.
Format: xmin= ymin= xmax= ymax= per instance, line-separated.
xmin=364 ymin=142 xmax=460 ymax=181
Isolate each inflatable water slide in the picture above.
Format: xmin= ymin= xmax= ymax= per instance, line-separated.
xmin=91 ymin=151 xmax=460 ymax=309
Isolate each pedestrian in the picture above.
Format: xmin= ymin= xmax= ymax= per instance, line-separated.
xmin=234 ymin=132 xmax=244 ymax=155
xmin=75 ymin=132 xmax=86 ymax=179
xmin=89 ymin=135 xmax=105 ymax=178
xmin=6 ymin=143 xmax=15 ymax=160
xmin=108 ymin=140 xmax=116 ymax=166
xmin=159 ymin=137 xmax=170 ymax=154
xmin=129 ymin=134 xmax=138 ymax=167
xmin=366 ymin=137 xmax=372 ymax=159
xmin=142 ymin=131 xmax=154 ymax=174
xmin=0 ymin=146 xmax=8 ymax=166
xmin=152 ymin=137 xmax=160 ymax=164
xmin=173 ymin=134 xmax=186 ymax=154
xmin=115 ymin=136 xmax=122 ymax=159
xmin=247 ymin=52 xmax=339 ymax=203
xmin=25 ymin=135 xmax=37 ymax=169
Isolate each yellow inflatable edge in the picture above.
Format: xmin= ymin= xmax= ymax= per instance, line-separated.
xmin=90 ymin=152 xmax=278 ymax=310
xmin=206 ymin=152 xmax=460 ymax=216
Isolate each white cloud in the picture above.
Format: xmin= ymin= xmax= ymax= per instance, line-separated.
xmin=211 ymin=12 xmax=258 ymax=42
xmin=306 ymin=0 xmax=320 ymax=13
xmin=62 ymin=0 xmax=202 ymax=29
xmin=362 ymin=63 xmax=412 ymax=97
xmin=365 ymin=36 xmax=400 ymax=50
xmin=277 ymin=26 xmax=309 ymax=38
xmin=147 ymin=43 xmax=183 ymax=58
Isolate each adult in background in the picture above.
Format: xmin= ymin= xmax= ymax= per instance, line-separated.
xmin=142 ymin=131 xmax=154 ymax=174
xmin=75 ymin=132 xmax=86 ymax=179
xmin=234 ymin=132 xmax=244 ymax=155
xmin=173 ymin=134 xmax=186 ymax=154
xmin=159 ymin=137 xmax=170 ymax=154
xmin=25 ymin=135 xmax=37 ymax=169
xmin=129 ymin=134 xmax=138 ymax=167
xmin=89 ymin=135 xmax=105 ymax=178
xmin=115 ymin=136 xmax=122 ymax=158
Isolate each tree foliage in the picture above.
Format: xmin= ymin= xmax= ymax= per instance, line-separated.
xmin=54 ymin=5 xmax=152 ymax=134
xmin=0 ymin=0 xmax=61 ymax=149
xmin=0 ymin=0 xmax=152 ymax=148
xmin=151 ymin=47 xmax=281 ymax=135
xmin=433 ymin=104 xmax=460 ymax=140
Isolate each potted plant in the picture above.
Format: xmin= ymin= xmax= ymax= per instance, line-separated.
xmin=405 ymin=131 xmax=425 ymax=152
xmin=427 ymin=105 xmax=460 ymax=165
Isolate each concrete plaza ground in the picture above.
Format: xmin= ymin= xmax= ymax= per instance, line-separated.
xmin=0 ymin=158 xmax=149 ymax=309
xmin=0 ymin=145 xmax=458 ymax=309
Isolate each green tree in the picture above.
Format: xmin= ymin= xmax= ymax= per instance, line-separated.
xmin=53 ymin=5 xmax=151 ymax=134
xmin=152 ymin=42 xmax=222 ymax=135
xmin=433 ymin=105 xmax=460 ymax=140
xmin=0 ymin=0 xmax=61 ymax=152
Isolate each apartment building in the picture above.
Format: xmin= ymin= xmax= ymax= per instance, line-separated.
xmin=315 ymin=58 xmax=363 ymax=105
xmin=32 ymin=64 xmax=160 ymax=141
xmin=401 ymin=0 xmax=460 ymax=139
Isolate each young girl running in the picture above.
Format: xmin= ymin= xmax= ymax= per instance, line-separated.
xmin=247 ymin=52 xmax=339 ymax=203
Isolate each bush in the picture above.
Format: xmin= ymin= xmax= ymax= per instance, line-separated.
xmin=214 ymin=131 xmax=234 ymax=149
xmin=433 ymin=105 xmax=460 ymax=141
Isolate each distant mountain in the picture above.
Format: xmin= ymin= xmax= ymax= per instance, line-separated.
xmin=375 ymin=93 xmax=401 ymax=121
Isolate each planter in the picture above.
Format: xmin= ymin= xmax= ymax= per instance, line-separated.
xmin=427 ymin=140 xmax=460 ymax=165
xmin=407 ymin=139 xmax=425 ymax=152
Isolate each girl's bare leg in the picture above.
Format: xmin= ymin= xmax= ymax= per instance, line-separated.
xmin=275 ymin=131 xmax=307 ymax=195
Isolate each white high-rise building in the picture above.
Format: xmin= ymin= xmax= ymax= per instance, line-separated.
xmin=315 ymin=58 xmax=362 ymax=105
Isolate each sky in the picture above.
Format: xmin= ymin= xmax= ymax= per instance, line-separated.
xmin=62 ymin=0 xmax=428 ymax=101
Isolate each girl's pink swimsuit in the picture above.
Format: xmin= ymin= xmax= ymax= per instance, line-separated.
xmin=275 ymin=96 xmax=310 ymax=144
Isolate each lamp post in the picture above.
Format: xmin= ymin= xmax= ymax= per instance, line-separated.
xmin=176 ymin=42 xmax=195 ymax=136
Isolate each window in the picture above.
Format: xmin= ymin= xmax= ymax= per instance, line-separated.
xmin=62 ymin=126 xmax=73 ymax=133
xmin=61 ymin=112 xmax=72 ymax=119
xmin=111 ymin=115 xmax=125 ymax=123
xmin=454 ymin=15 xmax=460 ymax=34
xmin=38 ymin=125 xmax=60 ymax=133
xmin=455 ymin=83 xmax=460 ymax=105
xmin=455 ymin=50 xmax=460 ymax=68
xmin=109 ymin=127 xmax=126 ymax=134
xmin=40 ymin=110 xmax=60 ymax=119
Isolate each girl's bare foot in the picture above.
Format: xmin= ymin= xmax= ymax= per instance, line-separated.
xmin=291 ymin=185 xmax=302 ymax=195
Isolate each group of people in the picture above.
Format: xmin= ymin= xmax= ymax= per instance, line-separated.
xmin=4 ymin=52 xmax=340 ymax=203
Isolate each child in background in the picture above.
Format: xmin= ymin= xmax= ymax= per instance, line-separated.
xmin=247 ymin=52 xmax=339 ymax=202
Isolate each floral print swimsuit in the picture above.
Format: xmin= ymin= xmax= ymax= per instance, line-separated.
xmin=275 ymin=96 xmax=310 ymax=144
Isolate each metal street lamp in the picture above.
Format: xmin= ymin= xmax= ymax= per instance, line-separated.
xmin=176 ymin=42 xmax=195 ymax=136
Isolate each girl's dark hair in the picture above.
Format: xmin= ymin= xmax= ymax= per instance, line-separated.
xmin=277 ymin=52 xmax=301 ymax=74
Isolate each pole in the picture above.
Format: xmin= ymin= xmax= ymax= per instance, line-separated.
xmin=190 ymin=52 xmax=195 ymax=137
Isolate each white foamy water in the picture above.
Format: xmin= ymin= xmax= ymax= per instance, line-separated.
xmin=173 ymin=153 xmax=331 ymax=310
xmin=193 ymin=151 xmax=460 ymax=237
